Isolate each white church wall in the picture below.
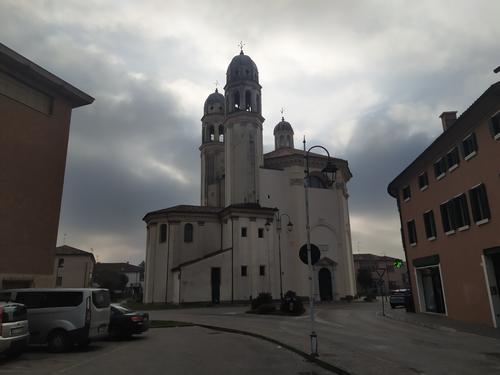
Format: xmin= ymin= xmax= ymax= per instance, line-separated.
xmin=179 ymin=252 xmax=232 ymax=303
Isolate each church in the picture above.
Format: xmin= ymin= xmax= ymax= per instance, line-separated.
xmin=143 ymin=49 xmax=356 ymax=304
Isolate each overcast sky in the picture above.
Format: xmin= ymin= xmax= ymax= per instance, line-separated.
xmin=2 ymin=0 xmax=499 ymax=263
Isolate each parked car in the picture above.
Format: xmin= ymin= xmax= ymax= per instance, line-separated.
xmin=109 ymin=304 xmax=149 ymax=339
xmin=0 ymin=289 xmax=110 ymax=352
xmin=390 ymin=289 xmax=411 ymax=309
xmin=0 ymin=301 xmax=29 ymax=358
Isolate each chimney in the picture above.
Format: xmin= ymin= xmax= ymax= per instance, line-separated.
xmin=440 ymin=111 xmax=457 ymax=131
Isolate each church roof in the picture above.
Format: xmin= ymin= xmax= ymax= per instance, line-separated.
xmin=273 ymin=118 xmax=294 ymax=135
xmin=203 ymin=89 xmax=224 ymax=114
xmin=143 ymin=203 xmax=277 ymax=222
xmin=263 ymin=148 xmax=352 ymax=181
xmin=226 ymin=50 xmax=259 ymax=85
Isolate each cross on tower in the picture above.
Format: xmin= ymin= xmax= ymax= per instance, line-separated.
xmin=238 ymin=41 xmax=245 ymax=53
xmin=280 ymin=107 xmax=285 ymax=121
xmin=214 ymin=80 xmax=219 ymax=91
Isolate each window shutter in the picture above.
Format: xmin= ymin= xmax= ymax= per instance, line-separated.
xmin=480 ymin=184 xmax=491 ymax=219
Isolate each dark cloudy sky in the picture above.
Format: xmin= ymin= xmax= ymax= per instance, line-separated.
xmin=2 ymin=1 xmax=499 ymax=263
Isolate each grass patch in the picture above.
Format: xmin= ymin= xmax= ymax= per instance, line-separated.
xmin=150 ymin=320 xmax=194 ymax=328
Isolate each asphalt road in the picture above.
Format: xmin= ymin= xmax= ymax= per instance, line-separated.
xmin=0 ymin=326 xmax=330 ymax=375
xmin=149 ymin=302 xmax=500 ymax=375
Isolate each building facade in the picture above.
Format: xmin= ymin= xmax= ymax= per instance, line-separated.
xmin=54 ymin=246 xmax=95 ymax=288
xmin=353 ymin=254 xmax=409 ymax=295
xmin=0 ymin=43 xmax=93 ymax=289
xmin=143 ymin=50 xmax=357 ymax=304
xmin=388 ymin=81 xmax=500 ymax=326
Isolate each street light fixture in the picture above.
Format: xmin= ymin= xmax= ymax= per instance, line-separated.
xmin=265 ymin=212 xmax=293 ymax=299
xmin=303 ymin=138 xmax=336 ymax=358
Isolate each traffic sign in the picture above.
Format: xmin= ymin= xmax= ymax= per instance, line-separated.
xmin=299 ymin=244 xmax=321 ymax=265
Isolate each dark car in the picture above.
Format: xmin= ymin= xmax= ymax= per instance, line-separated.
xmin=108 ymin=304 xmax=149 ymax=339
xmin=389 ymin=289 xmax=411 ymax=309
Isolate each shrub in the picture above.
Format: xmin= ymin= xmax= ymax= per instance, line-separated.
xmin=257 ymin=303 xmax=276 ymax=314
xmin=280 ymin=290 xmax=305 ymax=315
xmin=251 ymin=292 xmax=273 ymax=311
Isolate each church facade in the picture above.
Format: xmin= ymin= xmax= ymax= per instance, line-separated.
xmin=143 ymin=50 xmax=356 ymax=304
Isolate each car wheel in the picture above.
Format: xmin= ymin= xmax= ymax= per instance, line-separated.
xmin=47 ymin=330 xmax=71 ymax=353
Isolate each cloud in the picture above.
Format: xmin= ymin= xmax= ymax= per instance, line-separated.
xmin=1 ymin=0 xmax=499 ymax=263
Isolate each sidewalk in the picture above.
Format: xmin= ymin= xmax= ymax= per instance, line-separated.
xmin=384 ymin=307 xmax=500 ymax=339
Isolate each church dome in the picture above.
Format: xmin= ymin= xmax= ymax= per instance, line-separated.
xmin=273 ymin=118 xmax=294 ymax=135
xmin=204 ymin=88 xmax=225 ymax=114
xmin=226 ymin=50 xmax=259 ymax=85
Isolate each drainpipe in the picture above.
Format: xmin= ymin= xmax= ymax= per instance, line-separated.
xmin=231 ymin=216 xmax=234 ymax=303
xmin=165 ymin=223 xmax=170 ymax=303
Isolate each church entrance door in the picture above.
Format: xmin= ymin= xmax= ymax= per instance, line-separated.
xmin=319 ymin=268 xmax=333 ymax=301
xmin=211 ymin=267 xmax=221 ymax=304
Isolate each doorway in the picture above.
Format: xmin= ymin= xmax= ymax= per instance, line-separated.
xmin=417 ymin=266 xmax=446 ymax=314
xmin=211 ymin=267 xmax=221 ymax=304
xmin=318 ymin=268 xmax=333 ymax=301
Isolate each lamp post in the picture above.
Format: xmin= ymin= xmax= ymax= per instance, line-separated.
xmin=303 ymin=138 xmax=337 ymax=358
xmin=266 ymin=212 xmax=293 ymax=299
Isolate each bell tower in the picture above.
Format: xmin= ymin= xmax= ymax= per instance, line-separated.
xmin=200 ymin=88 xmax=225 ymax=206
xmin=223 ymin=48 xmax=264 ymax=205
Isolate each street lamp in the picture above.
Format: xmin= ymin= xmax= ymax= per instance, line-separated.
xmin=303 ymin=138 xmax=337 ymax=358
xmin=266 ymin=212 xmax=293 ymax=299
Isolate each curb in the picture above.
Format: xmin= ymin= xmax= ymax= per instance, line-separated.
xmin=381 ymin=312 xmax=460 ymax=333
xmin=152 ymin=320 xmax=351 ymax=375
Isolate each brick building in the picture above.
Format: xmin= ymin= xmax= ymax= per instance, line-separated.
xmin=353 ymin=253 xmax=409 ymax=295
xmin=388 ymin=80 xmax=500 ymax=326
xmin=0 ymin=43 xmax=93 ymax=288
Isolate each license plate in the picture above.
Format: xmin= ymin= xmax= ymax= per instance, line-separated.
xmin=11 ymin=327 xmax=25 ymax=336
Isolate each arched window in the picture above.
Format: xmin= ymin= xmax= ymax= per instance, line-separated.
xmin=209 ymin=126 xmax=215 ymax=141
xmin=218 ymin=125 xmax=224 ymax=142
xmin=279 ymin=134 xmax=285 ymax=147
xmin=234 ymin=91 xmax=240 ymax=109
xmin=256 ymin=94 xmax=261 ymax=113
xmin=287 ymin=135 xmax=292 ymax=147
xmin=245 ymin=90 xmax=252 ymax=111
xmin=184 ymin=223 xmax=193 ymax=243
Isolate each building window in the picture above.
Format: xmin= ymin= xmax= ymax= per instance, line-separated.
xmin=407 ymin=220 xmax=417 ymax=246
xmin=462 ymin=133 xmax=478 ymax=160
xmin=440 ymin=200 xmax=456 ymax=234
xmin=469 ymin=184 xmax=491 ymax=224
xmin=418 ymin=172 xmax=429 ymax=190
xmin=491 ymin=112 xmax=500 ymax=139
xmin=56 ymin=276 xmax=62 ymax=287
xmin=453 ymin=194 xmax=471 ymax=229
xmin=241 ymin=227 xmax=247 ymax=237
xmin=423 ymin=210 xmax=437 ymax=239
xmin=259 ymin=265 xmax=266 ymax=276
xmin=433 ymin=158 xmax=447 ymax=179
xmin=184 ymin=223 xmax=193 ymax=243
xmin=58 ymin=258 xmax=64 ymax=268
xmin=258 ymin=228 xmax=264 ymax=238
xmin=402 ymin=185 xmax=411 ymax=201
xmin=446 ymin=147 xmax=460 ymax=171
xmin=241 ymin=266 xmax=247 ymax=276
xmin=159 ymin=224 xmax=167 ymax=243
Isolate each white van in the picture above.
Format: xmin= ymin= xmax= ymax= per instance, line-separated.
xmin=0 ymin=288 xmax=110 ymax=352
